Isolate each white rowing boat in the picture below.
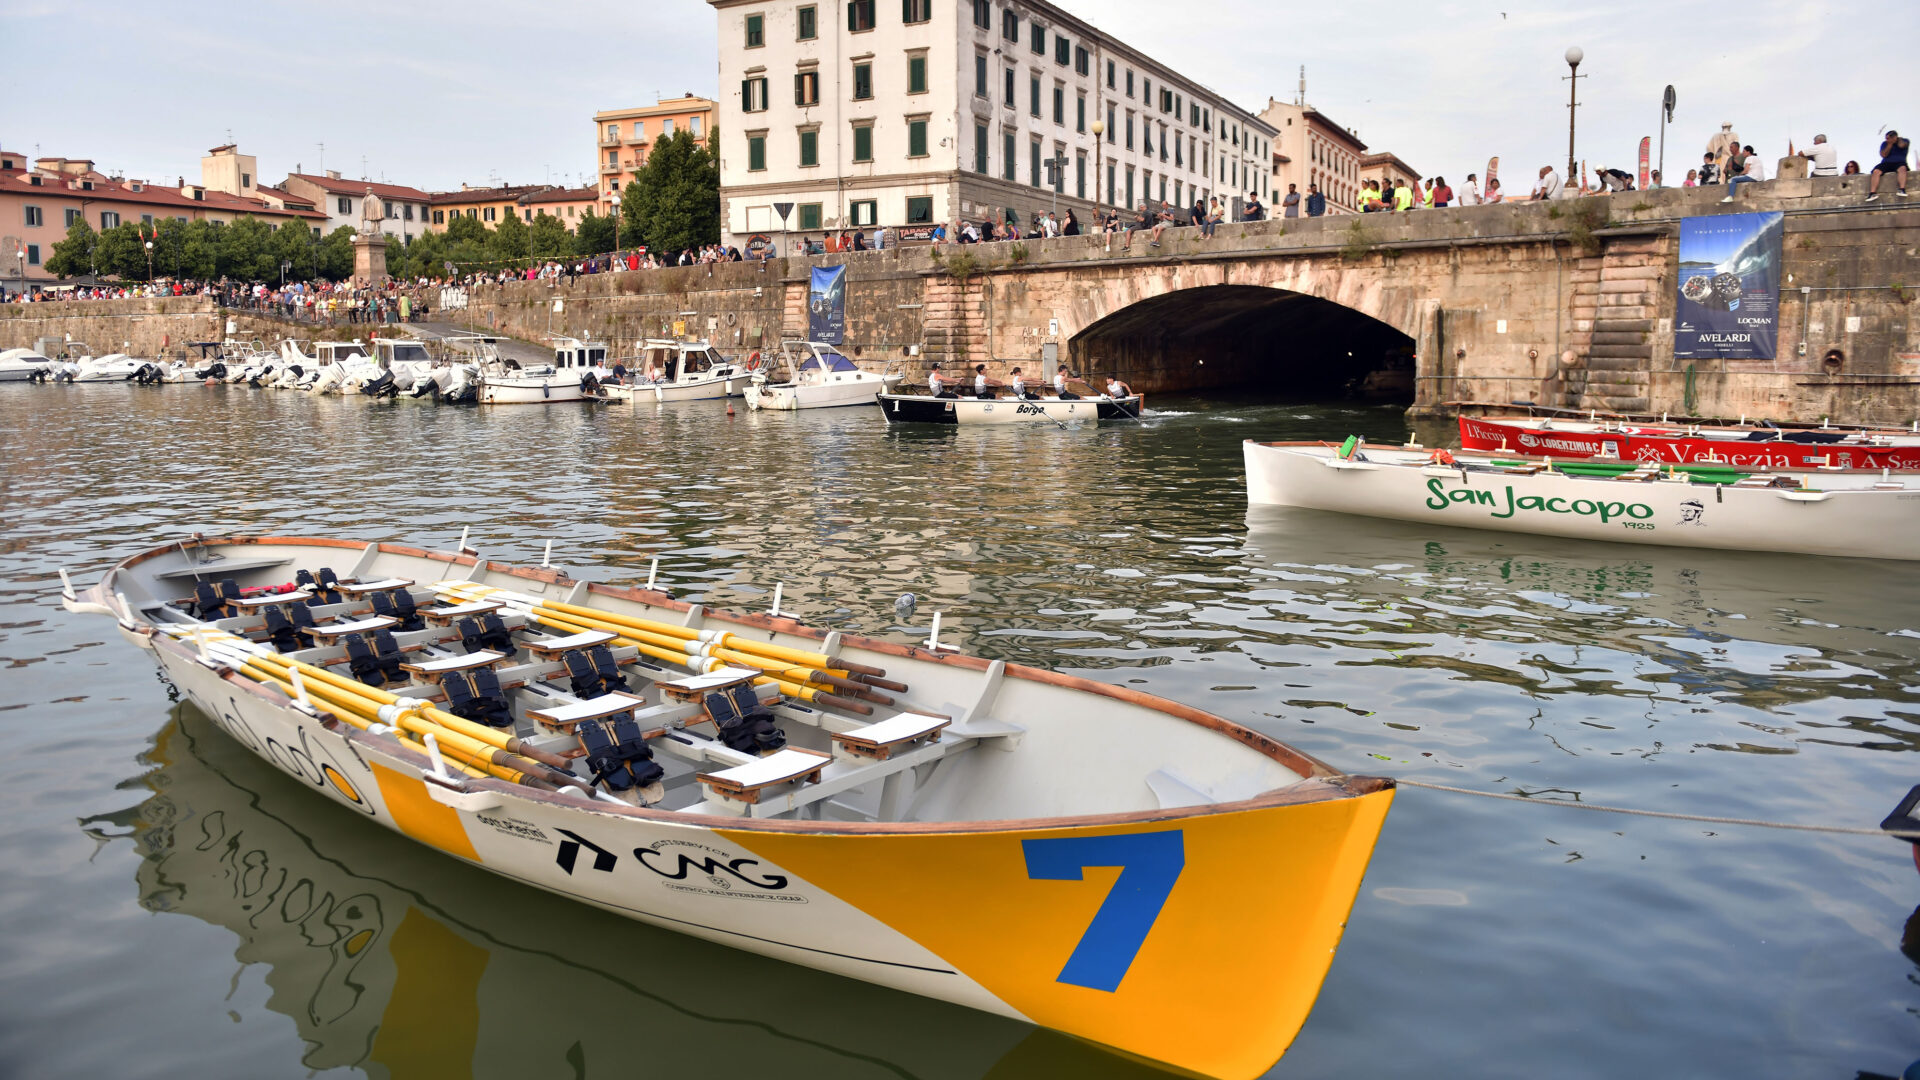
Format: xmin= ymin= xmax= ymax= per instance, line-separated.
xmin=1245 ymin=439 xmax=1920 ymax=561
xmin=877 ymin=392 xmax=1143 ymax=426
xmin=65 ymin=536 xmax=1394 ymax=1080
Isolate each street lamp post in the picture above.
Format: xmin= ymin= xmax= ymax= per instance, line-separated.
xmin=1091 ymin=119 xmax=1106 ymax=207
xmin=144 ymin=240 xmax=154 ymax=284
xmin=1658 ymin=84 xmax=1677 ymax=185
xmin=1564 ymin=46 xmax=1585 ymax=188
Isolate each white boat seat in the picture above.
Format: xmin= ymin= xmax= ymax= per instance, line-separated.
xmin=656 ymin=666 xmax=761 ymax=703
xmin=526 ymin=690 xmax=647 ymax=729
xmin=421 ymin=600 xmax=503 ymax=626
xmin=305 ymin=615 xmax=399 ymax=642
xmin=832 ymin=712 xmax=950 ymax=761
xmin=227 ymin=590 xmax=312 ymax=610
xmin=402 ymin=649 xmax=508 ymax=676
xmin=336 ymin=577 xmax=414 ymax=596
xmin=522 ymin=629 xmax=617 ymax=659
xmin=698 ymin=748 xmax=831 ymax=804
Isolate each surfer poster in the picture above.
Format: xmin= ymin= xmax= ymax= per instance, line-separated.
xmin=808 ymin=265 xmax=847 ymax=344
xmin=1673 ymin=212 xmax=1784 ymax=361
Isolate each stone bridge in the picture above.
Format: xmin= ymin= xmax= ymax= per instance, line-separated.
xmin=4 ymin=177 xmax=1914 ymax=425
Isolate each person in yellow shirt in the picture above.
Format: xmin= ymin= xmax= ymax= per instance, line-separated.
xmin=1392 ymin=179 xmax=1414 ymax=212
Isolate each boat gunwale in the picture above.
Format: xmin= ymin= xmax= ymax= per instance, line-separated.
xmin=1245 ymin=438 xmax=1918 ymax=481
xmin=108 ymin=536 xmax=1391 ymax=837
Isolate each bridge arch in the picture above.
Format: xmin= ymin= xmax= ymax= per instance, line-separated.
xmin=1063 ymin=283 xmax=1416 ymax=399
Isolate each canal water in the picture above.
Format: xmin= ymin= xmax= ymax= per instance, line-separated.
xmin=2 ymin=384 xmax=1916 ymax=1079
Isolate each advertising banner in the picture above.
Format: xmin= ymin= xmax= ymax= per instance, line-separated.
xmin=1673 ymin=211 xmax=1784 ymax=361
xmin=808 ymin=265 xmax=846 ymax=343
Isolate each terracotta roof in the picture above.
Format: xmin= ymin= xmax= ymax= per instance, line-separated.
xmin=284 ymin=173 xmax=431 ymax=202
xmin=1304 ymin=109 xmax=1368 ymax=152
xmin=0 ymin=171 xmax=326 ymax=220
xmin=253 ymin=184 xmax=316 ymax=208
xmin=522 ymin=186 xmax=597 ymax=204
xmin=429 ymin=184 xmax=549 ymax=205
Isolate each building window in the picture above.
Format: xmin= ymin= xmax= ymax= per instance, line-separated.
xmin=1125 ymin=111 xmax=1134 ymax=149
xmin=907 ymin=54 xmax=927 ymax=94
xmin=1030 ymin=75 xmax=1040 ymax=117
xmin=797 ymin=5 xmax=817 ymax=38
xmin=404 ymin=205 xmax=414 ymax=221
xmin=1075 ymin=152 xmax=1086 ymax=198
xmin=974 ymin=53 xmax=987 ymax=97
xmin=23 ymin=205 xmax=41 ymax=227
xmin=1004 ymin=67 xmax=1014 ymax=105
xmin=25 ymin=244 xmax=39 ymax=265
xmin=1174 ymin=134 xmax=1182 ymax=168
xmin=1054 ymin=35 xmax=1069 ymax=65
xmin=847 ymin=0 xmax=874 ymax=31
xmin=798 ymin=203 xmax=822 ymax=229
xmin=902 ymin=0 xmax=930 ymax=24
xmin=795 ymin=70 xmax=821 ymax=106
xmin=691 ymin=116 xmax=703 ymax=136
xmin=607 ymin=124 xmax=619 ymax=141
xmin=974 ymin=122 xmax=989 ymax=173
xmin=1143 ymin=125 xmax=1151 ymax=155
xmin=337 ymin=196 xmax=351 ymax=214
xmin=906 ymin=196 xmax=933 ymax=223
xmin=1125 ymin=166 xmax=1134 ymax=207
xmin=1003 ymin=131 xmax=1016 ymax=181
xmin=484 ymin=207 xmax=496 ymax=221
xmin=100 ymin=211 xmax=120 ymax=229
xmin=1125 ymin=70 xmax=1133 ymax=97
xmin=663 ymin=118 xmax=675 ymax=135
xmin=853 ymin=124 xmax=874 ymax=162
xmin=1106 ymin=59 xmax=1115 ymax=89
xmin=1142 ymin=77 xmax=1150 ymax=103
xmin=1002 ymin=8 xmax=1017 ymax=39
xmin=907 ymin=118 xmax=928 ymax=157
xmin=972 ymin=0 xmax=989 ymax=29
xmin=1029 ymin=23 xmax=1043 ymax=54
xmin=1106 ymin=104 xmax=1115 ymax=142
xmin=636 ymin=120 xmax=648 ymax=139
xmin=1076 ymin=93 xmax=1086 ymax=133
xmin=1030 ymin=137 xmax=1041 ymax=187
xmin=433 ymin=210 xmax=444 ymax=224
xmin=799 ymin=130 xmax=819 ymax=167
xmin=523 ymin=208 xmax=532 ymax=221
xmin=747 ymin=134 xmax=767 ymax=171
xmin=1052 ymin=85 xmax=1063 ymax=125
xmin=852 ymin=62 xmax=873 ymax=100
xmin=745 ymin=13 xmax=764 ymax=47
xmin=1160 ymin=123 xmax=1168 ymax=162
xmin=1106 ymin=161 xmax=1115 ymax=204
xmin=742 ymin=77 xmax=769 ymax=112
xmin=608 ymin=150 xmax=619 ymax=165
xmin=851 ymin=199 xmax=878 ymax=226
xmin=1075 ymin=47 xmax=1089 ymax=76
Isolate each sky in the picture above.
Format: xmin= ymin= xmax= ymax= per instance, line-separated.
xmin=5 ymin=0 xmax=1910 ymax=194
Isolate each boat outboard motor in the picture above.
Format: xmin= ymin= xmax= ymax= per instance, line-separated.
xmin=706 ymin=683 xmax=786 ymax=755
xmin=133 ymin=363 xmax=162 ymax=385
xmin=198 ymin=361 xmax=227 ymax=381
xmin=580 ymin=372 xmax=600 ymax=396
xmin=578 ymin=713 xmax=666 ymax=801
xmin=362 ymin=369 xmax=397 ymax=398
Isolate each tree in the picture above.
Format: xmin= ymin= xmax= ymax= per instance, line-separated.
xmin=621 ymin=127 xmax=719 ymax=255
xmin=491 ymin=206 xmax=529 ymax=264
xmin=93 ymin=222 xmax=148 ymax=280
xmin=528 ymin=211 xmax=573 ymax=261
xmin=43 ymin=218 xmax=98 ymax=279
xmin=575 ymin=209 xmax=616 ymax=255
xmin=444 ymin=212 xmax=490 ymax=245
xmin=219 ymin=216 xmax=277 ymax=282
xmin=180 ymin=220 xmax=221 ymax=281
xmin=270 ymin=219 xmax=320 ymax=282
xmin=315 ymin=226 xmax=356 ymax=280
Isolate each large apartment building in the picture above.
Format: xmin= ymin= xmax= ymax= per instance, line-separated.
xmin=708 ymin=0 xmax=1276 ymax=246
xmin=594 ymin=95 xmax=717 ymax=213
xmin=1259 ymin=94 xmax=1367 ymax=215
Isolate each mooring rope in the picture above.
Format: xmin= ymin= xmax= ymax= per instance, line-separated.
xmin=1396 ymin=778 xmax=1920 ymax=840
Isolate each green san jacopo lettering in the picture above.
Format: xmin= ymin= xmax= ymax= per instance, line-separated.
xmin=1424 ymin=478 xmax=1654 ymax=523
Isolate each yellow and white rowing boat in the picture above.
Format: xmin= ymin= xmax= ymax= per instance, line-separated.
xmin=66 ymin=536 xmax=1394 ymax=1079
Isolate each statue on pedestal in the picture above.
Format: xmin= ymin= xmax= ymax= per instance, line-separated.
xmin=359 ymin=188 xmax=386 ymax=235
xmin=352 ymin=187 xmax=389 ymax=284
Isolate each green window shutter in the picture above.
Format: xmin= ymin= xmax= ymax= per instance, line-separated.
xmin=908 ymin=120 xmax=927 ymax=157
xmin=853 ymin=126 xmax=873 ymax=162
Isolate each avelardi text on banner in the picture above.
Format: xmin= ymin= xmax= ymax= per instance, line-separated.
xmin=1673 ymin=211 xmax=1784 ymax=360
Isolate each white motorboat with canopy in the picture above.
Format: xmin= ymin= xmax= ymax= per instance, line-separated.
xmin=642 ymin=339 xmax=749 ymax=402
xmin=0 ymin=347 xmax=53 ymax=382
xmin=745 ymin=340 xmax=904 ymax=411
xmin=66 ymin=535 xmax=1394 ymax=1080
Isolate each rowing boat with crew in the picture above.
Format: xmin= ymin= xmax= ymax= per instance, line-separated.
xmin=1245 ymin=439 xmax=1920 ymax=561
xmin=64 ymin=535 xmax=1394 ymax=1080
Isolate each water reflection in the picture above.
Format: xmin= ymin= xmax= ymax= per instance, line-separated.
xmin=84 ymin=705 xmax=1162 ymax=1079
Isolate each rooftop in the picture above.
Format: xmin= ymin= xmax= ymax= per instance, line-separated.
xmin=284 ymin=172 xmax=432 ymax=202
xmin=0 ymin=170 xmax=326 ymax=220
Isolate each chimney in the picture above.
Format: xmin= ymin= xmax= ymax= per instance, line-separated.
xmin=326 ymin=169 xmax=341 ymax=180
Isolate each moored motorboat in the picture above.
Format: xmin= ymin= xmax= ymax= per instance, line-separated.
xmin=1245 ymin=439 xmax=1920 ymax=561
xmin=1459 ymin=414 xmax=1920 ymax=471
xmin=643 ymin=339 xmax=750 ymax=402
xmin=745 ymin=340 xmax=903 ymax=411
xmin=0 ymin=347 xmax=53 ymax=382
xmin=878 ymin=390 xmax=1143 ymax=426
xmin=65 ymin=535 xmax=1394 ymax=1080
